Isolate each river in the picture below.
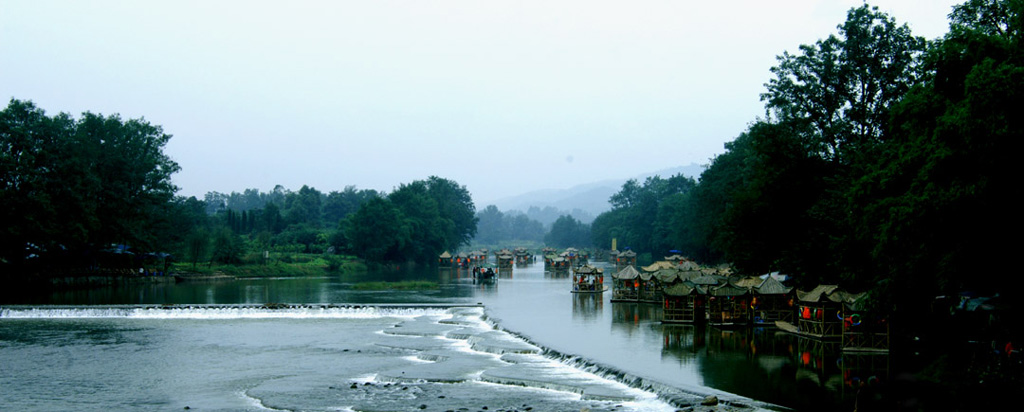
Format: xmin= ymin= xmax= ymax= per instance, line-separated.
xmin=0 ymin=260 xmax=884 ymax=411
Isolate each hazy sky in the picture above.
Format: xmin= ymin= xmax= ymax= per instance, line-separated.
xmin=2 ymin=0 xmax=961 ymax=206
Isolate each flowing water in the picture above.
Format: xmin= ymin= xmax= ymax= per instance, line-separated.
xmin=0 ymin=261 xmax=885 ymax=411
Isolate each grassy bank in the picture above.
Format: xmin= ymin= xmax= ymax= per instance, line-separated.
xmin=171 ymin=254 xmax=368 ymax=278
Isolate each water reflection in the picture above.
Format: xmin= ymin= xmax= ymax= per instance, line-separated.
xmin=661 ymin=324 xmax=706 ymax=358
xmin=655 ymin=323 xmax=891 ymax=410
xmin=571 ymin=292 xmax=603 ymax=322
xmin=8 ymin=262 xmax=891 ymax=411
xmin=610 ymin=302 xmax=661 ymax=337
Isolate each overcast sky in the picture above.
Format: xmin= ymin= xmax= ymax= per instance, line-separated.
xmin=2 ymin=0 xmax=961 ymax=206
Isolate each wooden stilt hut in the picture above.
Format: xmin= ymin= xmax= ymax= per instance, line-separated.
xmin=841 ymin=295 xmax=889 ymax=352
xmin=455 ymin=252 xmax=470 ymax=268
xmin=749 ymin=276 xmax=794 ymax=326
xmin=708 ymin=281 xmax=751 ymax=326
xmin=616 ymin=250 xmax=637 ymax=271
xmin=612 ymin=265 xmax=641 ymax=302
xmin=608 ymin=249 xmax=619 ymax=264
xmin=439 ymin=251 xmax=453 ymax=267
xmin=640 ymin=261 xmax=676 ymax=303
xmin=571 ymin=264 xmax=605 ymax=293
xmin=792 ymin=285 xmax=863 ymax=339
xmin=663 ymin=283 xmax=707 ymax=324
xmin=497 ymin=252 xmax=514 ymax=269
xmin=578 ymin=249 xmax=590 ymax=265
xmin=469 ymin=250 xmax=487 ymax=266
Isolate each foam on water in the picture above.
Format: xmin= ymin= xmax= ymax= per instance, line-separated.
xmin=0 ymin=305 xmax=452 ymax=320
xmin=0 ymin=304 xmax=728 ymax=411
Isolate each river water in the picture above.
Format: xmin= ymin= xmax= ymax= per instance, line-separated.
xmin=0 ymin=261 xmax=884 ymax=411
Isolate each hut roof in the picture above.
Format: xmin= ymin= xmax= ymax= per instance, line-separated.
xmin=439 ymin=251 xmax=452 ymax=259
xmin=641 ymin=261 xmax=676 ymax=272
xmin=711 ymin=283 xmax=750 ymax=297
xmin=664 ymin=254 xmax=686 ymax=261
xmin=574 ymin=265 xmax=603 ymax=275
xmin=619 ymin=250 xmax=637 ymax=257
xmin=677 ymin=270 xmax=704 ymax=282
xmin=692 ymin=275 xmax=723 ymax=286
xmin=654 ymin=268 xmax=681 ymax=284
xmin=754 ymin=276 xmax=792 ymax=295
xmin=797 ymin=285 xmax=840 ymax=302
xmin=498 ymin=253 xmax=513 ymax=259
xmin=797 ymin=285 xmax=863 ymax=303
xmin=677 ymin=260 xmax=701 ymax=271
xmin=734 ymin=276 xmax=763 ymax=288
xmin=664 ymin=283 xmax=702 ymax=297
xmin=759 ymin=271 xmax=790 ymax=283
xmin=613 ymin=265 xmax=641 ymax=280
xmin=609 ymin=250 xmax=620 ymax=256
xmin=456 ymin=252 xmax=469 ymax=258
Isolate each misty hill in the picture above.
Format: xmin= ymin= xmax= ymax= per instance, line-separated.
xmin=484 ymin=163 xmax=704 ymax=223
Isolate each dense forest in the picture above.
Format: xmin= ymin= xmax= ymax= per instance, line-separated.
xmin=593 ymin=0 xmax=1023 ymax=318
xmin=0 ymin=100 xmax=478 ymax=273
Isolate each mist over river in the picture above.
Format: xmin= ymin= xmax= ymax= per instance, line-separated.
xmin=1 ymin=261 xmax=882 ymax=411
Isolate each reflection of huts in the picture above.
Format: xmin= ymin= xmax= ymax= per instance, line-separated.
xmin=663 ymin=283 xmax=707 ymax=323
xmin=615 ymin=250 xmax=637 ymax=271
xmin=749 ymin=276 xmax=794 ymax=325
xmin=439 ymin=251 xmax=453 ymax=267
xmin=708 ymin=282 xmax=751 ymax=326
xmin=795 ymin=285 xmax=863 ymax=339
xmin=572 ymin=264 xmax=605 ymax=293
xmin=612 ymin=265 xmax=641 ymax=302
xmin=841 ymin=295 xmax=889 ymax=352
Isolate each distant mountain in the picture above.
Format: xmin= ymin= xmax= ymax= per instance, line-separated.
xmin=485 ymin=164 xmax=704 ymax=222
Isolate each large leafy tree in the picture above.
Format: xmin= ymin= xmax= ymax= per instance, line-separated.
xmin=389 ymin=181 xmax=447 ymax=263
xmin=544 ymin=215 xmax=590 ymax=248
xmin=1 ymin=99 xmax=179 ymax=270
xmin=851 ymin=0 xmax=1024 ymax=308
xmin=762 ymin=4 xmax=926 ymax=164
xmin=345 ymin=197 xmax=409 ymax=263
xmin=592 ymin=174 xmax=696 ymax=255
xmin=424 ymin=176 xmax=478 ymax=251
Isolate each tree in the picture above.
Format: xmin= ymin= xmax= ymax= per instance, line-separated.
xmin=474 ymin=205 xmax=507 ymax=245
xmin=424 ymin=176 xmax=478 ymax=251
xmin=850 ymin=0 xmax=1024 ymax=308
xmin=185 ymin=229 xmax=210 ymax=269
xmin=762 ymin=4 xmax=926 ymax=164
xmin=1 ymin=100 xmax=179 ymax=271
xmin=345 ymin=197 xmax=409 ymax=263
xmin=283 ymin=185 xmax=323 ymax=227
xmin=389 ymin=181 xmax=447 ymax=263
xmin=545 ymin=215 xmax=590 ymax=248
xmin=323 ymin=186 xmax=379 ymax=226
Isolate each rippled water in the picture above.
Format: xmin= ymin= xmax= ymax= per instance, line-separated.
xmin=1 ymin=261 xmax=884 ymax=411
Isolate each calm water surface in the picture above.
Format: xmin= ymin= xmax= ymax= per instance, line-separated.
xmin=1 ymin=261 xmax=885 ymax=411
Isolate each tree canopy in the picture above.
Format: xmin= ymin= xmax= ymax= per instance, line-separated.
xmin=1 ymin=99 xmax=179 ymax=270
